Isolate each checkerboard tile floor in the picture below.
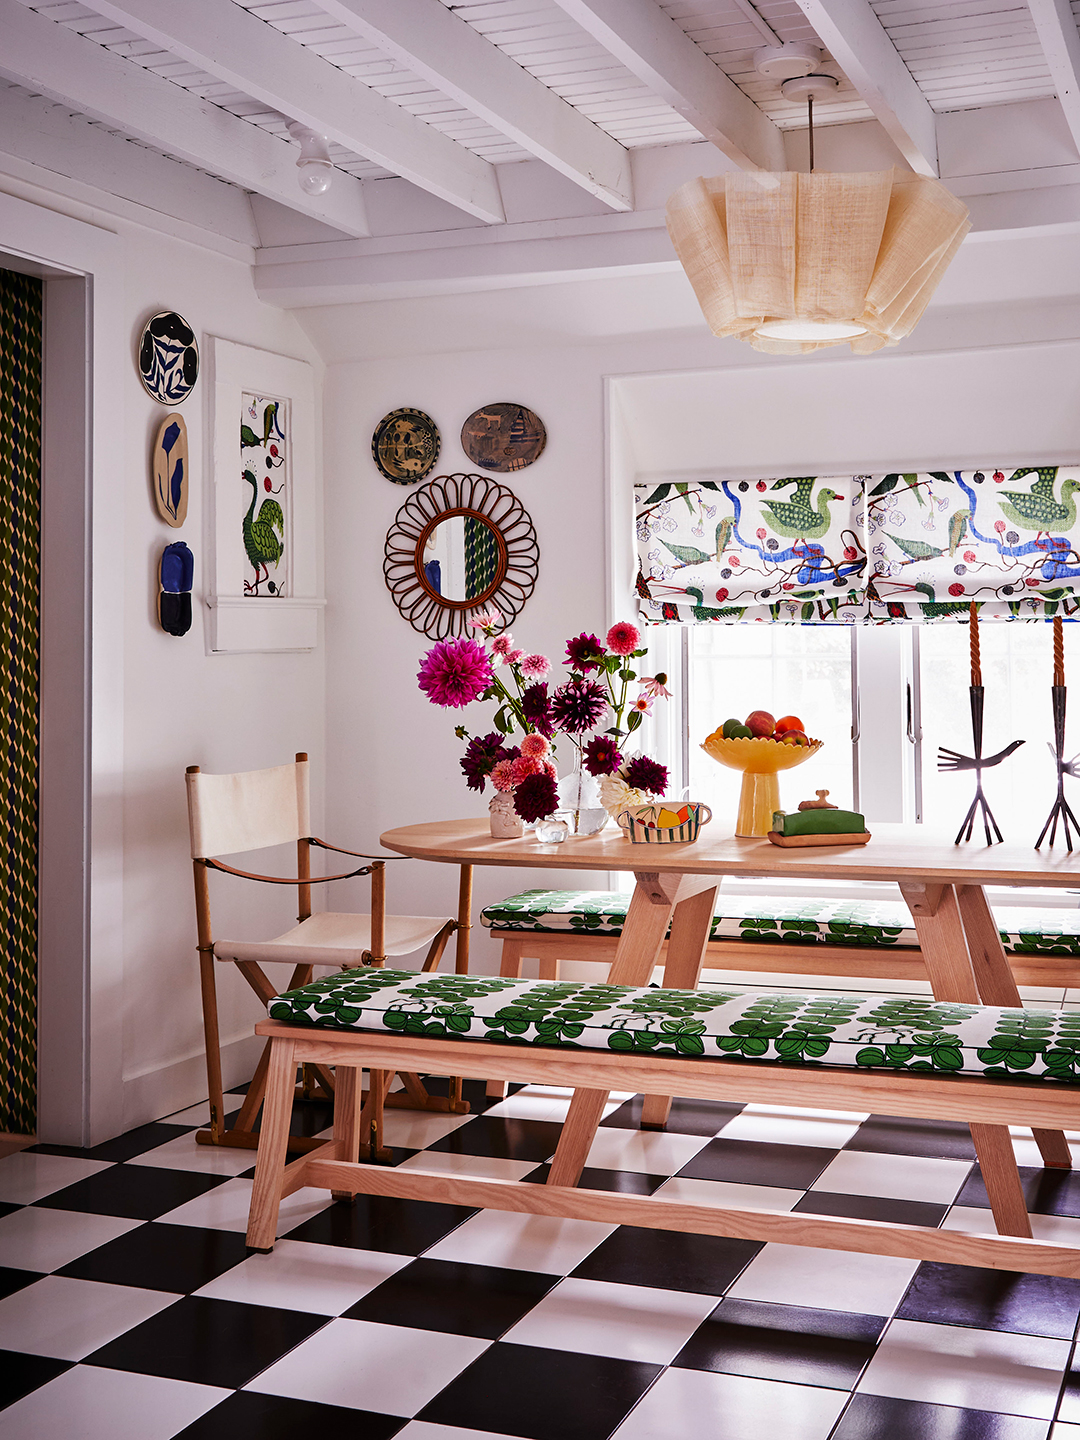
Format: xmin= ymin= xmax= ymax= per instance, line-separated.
xmin=3 ymin=1082 xmax=1080 ymax=1439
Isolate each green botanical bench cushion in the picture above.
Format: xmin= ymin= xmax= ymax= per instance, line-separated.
xmin=479 ymin=889 xmax=1080 ymax=956
xmin=267 ymin=970 xmax=1080 ymax=1083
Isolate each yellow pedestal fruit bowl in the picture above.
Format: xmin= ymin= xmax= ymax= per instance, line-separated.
xmin=701 ymin=730 xmax=824 ymax=837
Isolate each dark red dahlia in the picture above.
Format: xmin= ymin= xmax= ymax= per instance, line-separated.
xmin=459 ymin=732 xmax=506 ymax=793
xmin=584 ymin=735 xmax=622 ymax=776
xmin=521 ymin=682 xmax=555 ymax=737
xmin=564 ymin=632 xmax=606 ymax=673
xmin=514 ymin=770 xmax=559 ymax=823
xmin=622 ymin=754 xmax=669 ymax=795
xmin=551 ymin=678 xmax=607 ymax=735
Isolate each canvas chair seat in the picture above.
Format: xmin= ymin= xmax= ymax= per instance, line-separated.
xmin=214 ymin=912 xmax=455 ymax=969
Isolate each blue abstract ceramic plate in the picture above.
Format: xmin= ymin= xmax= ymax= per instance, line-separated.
xmin=139 ymin=311 xmax=199 ymax=405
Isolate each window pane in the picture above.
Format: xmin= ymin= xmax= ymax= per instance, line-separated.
xmin=920 ymin=622 xmax=1058 ymax=843
xmin=687 ymin=627 xmax=854 ymax=826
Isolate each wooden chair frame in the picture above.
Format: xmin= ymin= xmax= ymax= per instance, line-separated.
xmin=189 ymin=755 xmax=475 ymax=1155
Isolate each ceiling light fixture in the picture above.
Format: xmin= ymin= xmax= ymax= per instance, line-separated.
xmin=286 ymin=122 xmax=334 ymax=196
xmin=666 ymin=73 xmax=970 ymax=356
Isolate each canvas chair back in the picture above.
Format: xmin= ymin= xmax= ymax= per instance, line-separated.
xmin=187 ymin=759 xmax=311 ymax=859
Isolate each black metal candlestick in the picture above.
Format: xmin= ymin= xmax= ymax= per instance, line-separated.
xmin=1035 ymin=619 xmax=1080 ymax=848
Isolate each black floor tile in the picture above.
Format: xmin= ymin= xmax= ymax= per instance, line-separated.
xmin=419 ymin=1076 xmax=517 ymax=1113
xmin=674 ymin=1297 xmax=884 ymax=1389
xmin=173 ymin=1390 xmax=406 ymax=1439
xmin=57 ymin=1221 xmax=250 ymax=1292
xmin=84 ymin=1294 xmax=327 ymax=1389
xmin=286 ymin=1195 xmax=476 ymax=1255
xmin=425 ymin=1115 xmax=564 ymax=1162
xmin=677 ymin=1137 xmax=836 ymax=1190
xmin=0 ymin=1351 xmax=74 ymax=1409
xmin=897 ymin=1259 xmax=1080 ymax=1338
xmin=0 ymin=1203 xmax=17 ymax=1221
xmin=832 ymin=1393 xmax=1050 ymax=1438
xmin=522 ymin=1164 xmax=666 ymax=1195
xmin=417 ymin=1341 xmax=661 ymax=1440
xmin=0 ymin=1266 xmax=45 ymax=1300
xmin=601 ymin=1095 xmax=744 ymax=1135
xmin=845 ymin=1115 xmax=978 ymax=1160
xmin=36 ymin=1163 xmax=227 ymax=1220
xmin=793 ymin=1190 xmax=949 ymax=1228
xmin=958 ymin=1163 xmax=1080 ymax=1217
xmin=86 ymin=1122 xmax=196 ymax=1163
xmin=572 ymin=1224 xmax=762 ymax=1295
xmin=345 ymin=1257 xmax=557 ymax=1338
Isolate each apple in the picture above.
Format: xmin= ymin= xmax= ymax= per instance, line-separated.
xmin=745 ymin=710 xmax=775 ymax=737
xmin=775 ymin=714 xmax=805 ymax=735
xmin=778 ymin=729 xmax=810 ymax=747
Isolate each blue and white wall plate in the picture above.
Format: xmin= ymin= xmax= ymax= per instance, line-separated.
xmin=139 ymin=311 xmax=199 ymax=405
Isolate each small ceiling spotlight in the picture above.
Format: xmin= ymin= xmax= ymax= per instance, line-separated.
xmin=286 ymin=122 xmax=333 ymax=196
xmin=753 ymin=41 xmax=822 ymax=80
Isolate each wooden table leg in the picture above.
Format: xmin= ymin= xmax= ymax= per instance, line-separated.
xmin=900 ymin=882 xmax=1033 ymax=1238
xmin=246 ymin=1036 xmax=296 ymax=1251
xmin=331 ymin=1064 xmax=362 ymax=1202
xmin=957 ymin=884 xmax=1072 ymax=1170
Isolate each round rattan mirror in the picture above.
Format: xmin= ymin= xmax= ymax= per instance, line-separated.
xmin=383 ymin=473 xmax=539 ymax=638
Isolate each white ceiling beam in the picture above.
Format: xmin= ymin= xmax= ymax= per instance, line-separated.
xmin=1027 ymin=0 xmax=1080 ymax=161
xmin=0 ymin=0 xmax=370 ymax=237
xmin=789 ymin=0 xmax=939 ymax=176
xmin=311 ymin=0 xmax=632 ymax=212
xmin=548 ymin=0 xmax=786 ymax=173
xmin=84 ymin=0 xmax=506 ymax=224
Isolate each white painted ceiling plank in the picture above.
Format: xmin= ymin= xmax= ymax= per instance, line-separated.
xmin=548 ymin=0 xmax=786 ymax=169
xmin=0 ymin=0 xmax=371 ymax=234
xmin=1012 ymin=0 xmax=1080 ymax=154
xmin=81 ymin=0 xmax=507 ymax=222
xmin=791 ymin=0 xmax=939 ymax=172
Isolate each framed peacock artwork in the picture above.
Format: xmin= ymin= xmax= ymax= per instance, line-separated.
xmin=207 ymin=338 xmax=324 ymax=653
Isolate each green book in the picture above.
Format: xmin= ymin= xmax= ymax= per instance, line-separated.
xmin=772 ymin=808 xmax=866 ymax=836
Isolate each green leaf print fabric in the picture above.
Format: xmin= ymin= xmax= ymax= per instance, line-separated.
xmin=266 ymin=970 xmax=1080 ymax=1083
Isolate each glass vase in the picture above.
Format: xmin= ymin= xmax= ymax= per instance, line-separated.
xmin=556 ymin=757 xmax=608 ymax=836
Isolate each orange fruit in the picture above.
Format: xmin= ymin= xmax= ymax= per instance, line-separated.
xmin=775 ymin=714 xmax=804 ymax=735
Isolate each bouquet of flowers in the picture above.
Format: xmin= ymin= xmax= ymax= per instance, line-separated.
xmin=416 ymin=608 xmax=671 ymax=825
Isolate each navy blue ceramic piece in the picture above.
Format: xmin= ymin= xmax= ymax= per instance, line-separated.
xmin=139 ymin=311 xmax=199 ymax=405
xmin=159 ymin=541 xmax=193 ymax=636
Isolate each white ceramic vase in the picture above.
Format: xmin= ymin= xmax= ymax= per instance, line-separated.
xmin=489 ymin=792 xmax=524 ymax=838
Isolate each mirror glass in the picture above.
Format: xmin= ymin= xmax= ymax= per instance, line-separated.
xmin=420 ymin=513 xmax=504 ymax=602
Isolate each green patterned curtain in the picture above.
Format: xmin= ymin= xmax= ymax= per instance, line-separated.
xmin=0 ymin=269 xmax=41 ymax=1135
xmin=464 ymin=514 xmax=499 ymax=600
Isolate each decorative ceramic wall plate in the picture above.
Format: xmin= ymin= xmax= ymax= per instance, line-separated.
xmin=372 ymin=408 xmax=441 ymax=484
xmin=139 ymin=311 xmax=199 ymax=404
xmin=159 ymin=540 xmax=193 ymax=636
xmin=461 ymin=402 xmax=546 ymax=472
xmin=152 ymin=413 xmax=189 ymax=527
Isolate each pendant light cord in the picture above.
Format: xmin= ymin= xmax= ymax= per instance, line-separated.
xmin=808 ymin=93 xmax=815 ymax=173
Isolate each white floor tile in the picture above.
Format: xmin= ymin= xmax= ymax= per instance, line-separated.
xmin=503 ymin=1276 xmax=718 ymax=1363
xmin=424 ymin=1209 xmax=615 ymax=1274
xmin=1010 ymin=1135 xmax=1080 ymax=1168
xmin=943 ymin=1206 xmax=1080 ymax=1244
xmin=0 ymin=1366 xmax=228 ymax=1440
xmin=583 ymin=1128 xmax=711 ymax=1176
xmin=134 ymin=1131 xmax=262 ymax=1176
xmin=162 ymin=1100 xmax=214 ymax=1126
xmin=857 ymin=1318 xmax=1070 ymax=1419
xmin=378 ymin=1111 xmax=475 ymax=1150
xmin=156 ymin=1177 xmax=331 ymax=1234
xmin=0 ymin=1206 xmax=142 ymax=1272
xmin=396 ymin=1425 xmax=524 ymax=1440
xmin=810 ymin=1150 xmax=972 ymax=1203
xmin=246 ymin=1316 xmax=489 ymax=1415
xmin=611 ymin=1365 xmax=847 ymax=1440
xmin=0 ymin=1275 xmax=179 ymax=1360
xmin=655 ymin=1176 xmax=804 ymax=1212
xmin=0 ymin=1152 xmax=112 ymax=1205
xmin=727 ymin=1242 xmax=918 ymax=1316
xmin=194 ymin=1238 xmax=411 ymax=1314
xmin=717 ymin=1109 xmax=864 ymax=1150
xmin=396 ymin=1152 xmax=539 ymax=1182
xmin=1053 ymin=1421 xmax=1080 ymax=1435
xmin=484 ymin=1085 xmax=629 ymax=1124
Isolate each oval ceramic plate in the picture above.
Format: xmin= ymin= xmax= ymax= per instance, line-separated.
xmin=372 ymin=408 xmax=441 ymax=484
xmin=461 ymin=403 xmax=546 ymax=473
xmin=152 ymin=412 xmax=188 ymax=527
xmin=139 ymin=311 xmax=199 ymax=404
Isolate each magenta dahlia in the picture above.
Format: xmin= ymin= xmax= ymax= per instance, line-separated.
xmin=565 ymin=632 xmax=605 ymax=673
xmin=551 ymin=678 xmax=607 ymax=735
xmin=514 ymin=770 xmax=559 ymax=823
xmin=418 ymin=638 xmax=493 ymax=709
xmin=459 ymin=732 xmax=505 ymax=792
xmin=584 ymin=735 xmax=622 ymax=776
xmin=606 ymin=621 xmax=640 ymax=656
xmin=622 ymin=754 xmax=669 ymax=796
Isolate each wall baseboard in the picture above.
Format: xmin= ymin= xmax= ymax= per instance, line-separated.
xmin=122 ymin=1031 xmax=263 ymax=1133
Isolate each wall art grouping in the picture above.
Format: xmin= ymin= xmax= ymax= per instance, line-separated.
xmin=636 ymin=465 xmax=1080 ymax=625
xmin=139 ymin=310 xmax=199 ymax=405
xmin=371 ymin=408 xmax=441 ymax=483
xmin=372 ymin=402 xmax=546 ymax=483
xmin=152 ymin=413 xmax=189 ymax=528
xmin=241 ymin=393 xmax=288 ymax=596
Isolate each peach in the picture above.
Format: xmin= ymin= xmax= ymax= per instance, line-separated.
xmin=775 ymin=714 xmax=804 ymax=735
xmin=745 ymin=710 xmax=775 ymax=737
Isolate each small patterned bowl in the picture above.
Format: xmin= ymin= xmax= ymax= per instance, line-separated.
xmin=616 ymin=800 xmax=713 ymax=844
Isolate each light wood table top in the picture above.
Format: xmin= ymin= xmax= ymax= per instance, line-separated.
xmin=381 ymin=817 xmax=1080 ymax=890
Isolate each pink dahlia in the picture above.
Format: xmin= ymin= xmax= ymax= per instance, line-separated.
xmin=606 ymin=621 xmax=640 ymax=656
xmin=510 ymin=755 xmax=542 ymax=785
xmin=543 ymin=759 xmax=558 ymax=780
xmin=515 ymin=770 xmax=559 ymax=824
xmin=520 ymin=733 xmax=549 ymax=759
xmin=490 ymin=634 xmax=514 ymax=658
xmin=418 ymin=638 xmax=493 ymax=709
xmin=520 ymin=653 xmax=551 ymax=679
xmin=490 ymin=758 xmax=517 ymax=792
xmin=469 ymin=607 xmax=504 ymax=634
xmin=506 ymin=649 xmax=524 ymax=665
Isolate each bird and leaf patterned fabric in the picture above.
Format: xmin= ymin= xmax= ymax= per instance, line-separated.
xmin=637 ymin=466 xmax=1080 ymax=624
xmin=267 ymin=969 xmax=1080 ymax=1082
xmin=241 ymin=393 xmax=287 ymax=597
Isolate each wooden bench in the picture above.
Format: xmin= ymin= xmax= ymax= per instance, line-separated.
xmin=245 ymin=968 xmax=1080 ymax=1280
